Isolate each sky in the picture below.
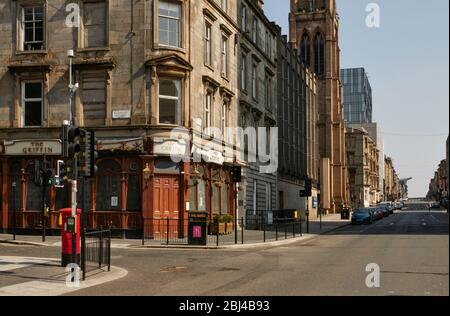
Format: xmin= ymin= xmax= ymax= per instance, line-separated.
xmin=265 ymin=0 xmax=450 ymax=197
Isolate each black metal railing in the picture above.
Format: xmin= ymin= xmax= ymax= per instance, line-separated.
xmin=142 ymin=216 xmax=303 ymax=246
xmin=81 ymin=228 xmax=111 ymax=280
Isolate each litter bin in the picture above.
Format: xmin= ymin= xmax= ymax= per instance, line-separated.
xmin=341 ymin=208 xmax=350 ymax=220
xmin=60 ymin=208 xmax=81 ymax=267
xmin=188 ymin=211 xmax=208 ymax=245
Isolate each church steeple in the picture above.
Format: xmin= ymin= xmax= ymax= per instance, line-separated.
xmin=289 ymin=0 xmax=349 ymax=213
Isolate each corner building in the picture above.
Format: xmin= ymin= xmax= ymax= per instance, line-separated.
xmin=0 ymin=0 xmax=240 ymax=236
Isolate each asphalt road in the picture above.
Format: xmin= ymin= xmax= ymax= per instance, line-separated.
xmin=0 ymin=206 xmax=448 ymax=296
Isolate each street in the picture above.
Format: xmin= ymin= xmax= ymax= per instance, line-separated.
xmin=0 ymin=203 xmax=448 ymax=296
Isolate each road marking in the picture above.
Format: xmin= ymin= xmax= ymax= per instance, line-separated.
xmin=0 ymin=257 xmax=52 ymax=272
xmin=388 ymin=291 xmax=395 ymax=295
xmin=425 ymin=292 xmax=431 ymax=295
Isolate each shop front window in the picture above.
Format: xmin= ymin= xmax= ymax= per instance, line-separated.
xmin=26 ymin=162 xmax=42 ymax=211
xmin=126 ymin=160 xmax=142 ymax=211
xmin=96 ymin=159 xmax=121 ymax=211
xmin=9 ymin=161 xmax=22 ymax=212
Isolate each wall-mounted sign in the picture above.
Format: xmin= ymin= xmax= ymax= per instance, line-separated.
xmin=3 ymin=139 xmax=62 ymax=156
xmin=313 ymin=196 xmax=318 ymax=209
xmin=113 ymin=110 xmax=131 ymax=119
xmin=111 ymin=196 xmax=118 ymax=207
xmin=153 ymin=138 xmax=187 ymax=156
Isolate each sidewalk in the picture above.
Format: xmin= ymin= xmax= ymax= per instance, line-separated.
xmin=139 ymin=213 xmax=351 ymax=249
xmin=0 ymin=256 xmax=127 ymax=296
xmin=0 ymin=214 xmax=351 ymax=249
xmin=0 ymin=234 xmax=136 ymax=248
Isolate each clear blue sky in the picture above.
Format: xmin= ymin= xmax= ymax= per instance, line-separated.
xmin=265 ymin=0 xmax=449 ymax=197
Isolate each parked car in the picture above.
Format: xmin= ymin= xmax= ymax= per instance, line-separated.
xmin=377 ymin=205 xmax=391 ymax=217
xmin=394 ymin=201 xmax=404 ymax=210
xmin=351 ymin=209 xmax=374 ymax=225
xmin=378 ymin=202 xmax=394 ymax=214
xmin=429 ymin=201 xmax=442 ymax=210
xmin=371 ymin=207 xmax=384 ymax=220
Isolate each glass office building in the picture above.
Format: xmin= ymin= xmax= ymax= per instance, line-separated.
xmin=341 ymin=68 xmax=373 ymax=124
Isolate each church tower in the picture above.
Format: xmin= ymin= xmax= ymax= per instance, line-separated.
xmin=289 ymin=0 xmax=350 ymax=212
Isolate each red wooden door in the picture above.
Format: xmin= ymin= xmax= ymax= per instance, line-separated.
xmin=152 ymin=175 xmax=181 ymax=239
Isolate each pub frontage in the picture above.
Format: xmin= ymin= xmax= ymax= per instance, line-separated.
xmin=0 ymin=128 xmax=237 ymax=238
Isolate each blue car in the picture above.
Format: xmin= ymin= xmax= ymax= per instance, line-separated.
xmin=351 ymin=209 xmax=374 ymax=225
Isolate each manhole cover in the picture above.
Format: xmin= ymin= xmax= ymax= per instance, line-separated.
xmin=160 ymin=266 xmax=187 ymax=273
xmin=219 ymin=267 xmax=240 ymax=272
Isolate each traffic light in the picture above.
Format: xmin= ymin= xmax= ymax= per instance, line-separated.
xmin=79 ymin=130 xmax=98 ymax=177
xmin=56 ymin=160 xmax=71 ymax=186
xmin=305 ymin=178 xmax=312 ymax=197
xmin=68 ymin=126 xmax=82 ymax=158
xmin=300 ymin=178 xmax=312 ymax=197
xmin=231 ymin=166 xmax=242 ymax=183
xmin=41 ymin=160 xmax=54 ymax=187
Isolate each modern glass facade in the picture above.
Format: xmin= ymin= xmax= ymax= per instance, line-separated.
xmin=341 ymin=68 xmax=373 ymax=124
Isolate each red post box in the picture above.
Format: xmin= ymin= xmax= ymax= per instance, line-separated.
xmin=60 ymin=208 xmax=81 ymax=267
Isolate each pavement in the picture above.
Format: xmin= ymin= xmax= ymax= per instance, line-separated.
xmin=0 ymin=213 xmax=351 ymax=249
xmin=0 ymin=255 xmax=127 ymax=296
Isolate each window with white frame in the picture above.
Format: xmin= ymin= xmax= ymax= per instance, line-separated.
xmin=205 ymin=90 xmax=213 ymax=134
xmin=252 ymin=62 xmax=258 ymax=99
xmin=21 ymin=5 xmax=45 ymax=51
xmin=204 ymin=22 xmax=212 ymax=66
xmin=22 ymin=81 xmax=43 ymax=127
xmin=265 ymin=74 xmax=272 ymax=110
xmin=252 ymin=17 xmax=258 ymax=44
xmin=240 ymin=52 xmax=247 ymax=91
xmin=221 ymin=35 xmax=229 ymax=78
xmin=221 ymin=101 xmax=229 ymax=141
xmin=83 ymin=0 xmax=107 ymax=48
xmin=241 ymin=5 xmax=247 ymax=32
xmin=158 ymin=78 xmax=181 ymax=125
xmin=158 ymin=0 xmax=182 ymax=48
xmin=220 ymin=0 xmax=228 ymax=12
xmin=265 ymin=31 xmax=271 ymax=57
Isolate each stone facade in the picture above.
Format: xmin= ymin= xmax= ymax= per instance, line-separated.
xmin=427 ymin=159 xmax=448 ymax=201
xmin=346 ymin=127 xmax=379 ymax=209
xmin=347 ymin=122 xmax=384 ymax=203
xmin=275 ymin=29 xmax=319 ymax=217
xmin=237 ymin=0 xmax=278 ymax=215
xmin=289 ymin=0 xmax=349 ymax=213
xmin=0 ymin=0 xmax=240 ymax=233
xmin=384 ymin=156 xmax=401 ymax=202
